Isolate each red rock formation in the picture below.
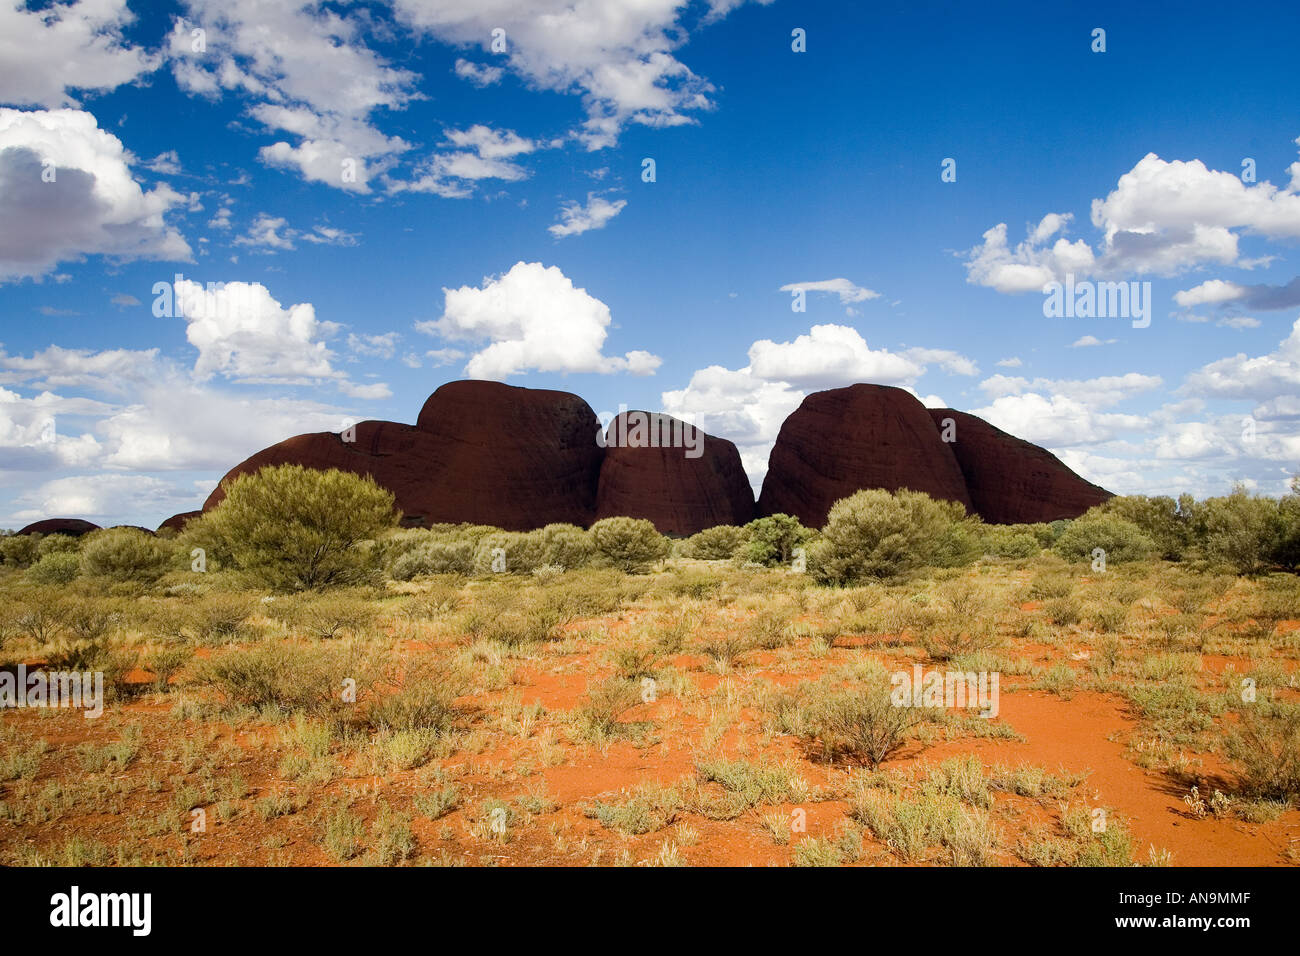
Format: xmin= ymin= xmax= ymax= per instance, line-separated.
xmin=927 ymin=408 xmax=1111 ymax=523
xmin=15 ymin=518 xmax=100 ymax=537
xmin=202 ymin=382 xmax=604 ymax=532
xmin=192 ymin=379 xmax=1112 ymax=536
xmin=412 ymin=381 xmax=604 ymax=530
xmin=158 ymin=511 xmax=202 ymax=534
xmin=202 ymin=420 xmax=447 ymax=526
xmin=594 ymin=411 xmax=755 ymax=535
xmin=758 ymin=384 xmax=972 ymax=528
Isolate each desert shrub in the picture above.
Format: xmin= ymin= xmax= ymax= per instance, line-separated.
xmin=588 ymin=517 xmax=669 ymax=573
xmin=9 ymin=595 xmax=70 ymax=644
xmin=193 ymin=640 xmax=387 ymax=723
xmin=747 ymin=609 xmax=798 ymax=650
xmin=1096 ymin=495 xmax=1193 ymax=560
xmin=26 ymin=551 xmax=81 ymax=585
xmin=982 ymin=526 xmax=1040 ymax=559
xmin=1047 ymin=519 xmax=1072 ymax=541
xmin=1195 ymin=487 xmax=1281 ymax=574
xmin=1016 ymin=523 xmax=1056 ymax=548
xmin=544 ymin=568 xmax=633 ymax=618
xmin=743 ymin=514 xmax=811 ymax=567
xmin=471 ymin=530 xmax=547 ymax=575
xmin=276 ymin=591 xmax=379 ymax=640
xmin=143 ymin=645 xmax=193 ymax=691
xmin=1226 ymin=707 xmax=1300 ymax=802
xmin=932 ymin=519 xmax=983 ymax=568
xmin=376 ymin=527 xmax=432 ymax=566
xmin=0 ymin=534 xmax=41 ymax=568
xmin=80 ymin=527 xmax=171 ymax=583
xmin=812 ymin=489 xmax=978 ymax=584
xmin=1275 ymin=488 xmax=1300 ymax=570
xmin=806 ymin=688 xmax=919 ymax=767
xmin=1052 ymin=514 xmax=1155 ymax=565
xmin=684 ymin=525 xmax=748 ymax=560
xmin=184 ymin=594 xmax=256 ymax=644
xmin=481 ymin=603 xmax=564 ymax=647
xmin=364 ymin=658 xmax=469 ymax=732
xmin=537 ymin=523 xmax=595 ymax=570
xmin=202 ymin=465 xmax=398 ymax=591
xmin=64 ymin=598 xmax=124 ymax=644
xmin=391 ymin=539 xmax=475 ymax=579
xmin=572 ymin=677 xmax=643 ymax=739
xmin=798 ymin=679 xmax=921 ymax=768
xmin=36 ymin=534 xmax=81 ymax=557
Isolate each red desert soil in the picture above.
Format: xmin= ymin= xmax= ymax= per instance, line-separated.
xmin=4 ymin=599 xmax=1298 ymax=867
xmin=917 ymin=689 xmax=1298 ymax=866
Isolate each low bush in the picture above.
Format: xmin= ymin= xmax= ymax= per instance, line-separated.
xmin=80 ymin=528 xmax=171 ymax=583
xmin=0 ymin=534 xmax=41 ymax=569
xmin=981 ymin=526 xmax=1041 ymax=559
xmin=1052 ymin=514 xmax=1155 ymax=565
xmin=26 ymin=551 xmax=81 ymax=585
xmin=1195 ymin=487 xmax=1281 ymax=574
xmin=743 ymin=514 xmax=811 ymax=567
xmin=1226 ymin=707 xmax=1300 ymax=802
xmin=588 ymin=517 xmax=669 ymax=574
xmin=1096 ymin=495 xmax=1194 ymax=560
xmin=684 ymin=525 xmax=748 ymax=560
xmin=391 ymin=539 xmax=475 ymax=579
xmin=37 ymin=534 xmax=81 ymax=557
xmin=812 ymin=488 xmax=979 ymax=584
xmin=797 ymin=678 xmax=921 ymax=768
xmin=201 ymin=465 xmax=398 ymax=591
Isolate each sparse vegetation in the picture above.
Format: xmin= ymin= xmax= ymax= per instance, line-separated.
xmin=3 ymin=484 xmax=1298 ymax=867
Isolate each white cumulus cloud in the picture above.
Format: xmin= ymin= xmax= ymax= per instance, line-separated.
xmin=417 ymin=261 xmax=660 ymax=379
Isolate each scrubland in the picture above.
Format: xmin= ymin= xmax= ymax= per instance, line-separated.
xmin=1 ymin=466 xmax=1298 ymax=866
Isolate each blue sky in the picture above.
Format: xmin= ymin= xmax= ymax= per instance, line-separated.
xmin=3 ymin=0 xmax=1300 ymax=528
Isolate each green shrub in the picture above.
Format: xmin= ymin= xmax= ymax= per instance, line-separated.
xmin=0 ymin=534 xmax=41 ymax=568
xmin=1195 ymin=487 xmax=1281 ymax=574
xmin=801 ymin=681 xmax=920 ymax=768
xmin=588 ymin=517 xmax=669 ymax=573
xmin=1275 ymin=486 xmax=1300 ymax=570
xmin=684 ymin=525 xmax=748 ymax=560
xmin=537 ymin=523 xmax=595 ymax=569
xmin=37 ymin=534 xmax=81 ymax=557
xmin=1052 ymin=514 xmax=1155 ymax=565
xmin=202 ymin=465 xmax=398 ymax=591
xmin=982 ymin=526 xmax=1041 ymax=559
xmin=80 ymin=527 xmax=171 ymax=582
xmin=26 ymin=551 xmax=81 ymax=585
xmin=1096 ymin=495 xmax=1193 ymax=560
xmin=1226 ymin=708 xmax=1300 ymax=801
xmin=391 ymin=539 xmax=475 ymax=579
xmin=274 ymin=590 xmax=379 ymax=640
xmin=471 ymin=531 xmax=547 ymax=575
xmin=812 ymin=488 xmax=978 ymax=584
xmin=743 ymin=514 xmax=811 ymax=567
xmin=192 ymin=640 xmax=385 ymax=722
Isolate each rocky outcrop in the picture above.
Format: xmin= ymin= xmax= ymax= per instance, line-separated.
xmin=15 ymin=518 xmax=100 ymax=537
xmin=193 ymin=379 xmax=1112 ymax=535
xmin=926 ymin=408 xmax=1112 ymax=523
xmin=412 ymin=381 xmax=604 ymax=530
xmin=758 ymin=384 xmax=972 ymax=527
xmin=158 ymin=511 xmax=202 ymax=534
xmin=202 ymin=382 xmax=604 ymax=532
xmin=594 ymin=411 xmax=755 ymax=535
